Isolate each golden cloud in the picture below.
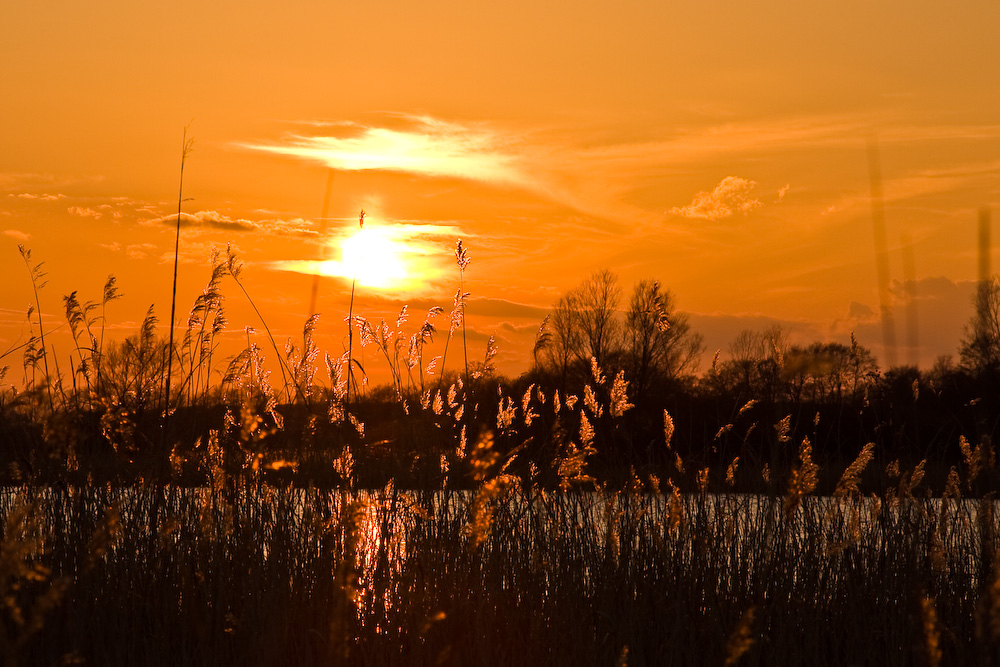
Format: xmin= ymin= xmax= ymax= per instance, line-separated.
xmin=242 ymin=116 xmax=525 ymax=186
xmin=670 ymin=176 xmax=763 ymax=221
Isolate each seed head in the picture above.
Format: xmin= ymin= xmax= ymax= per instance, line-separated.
xmin=455 ymin=239 xmax=471 ymax=271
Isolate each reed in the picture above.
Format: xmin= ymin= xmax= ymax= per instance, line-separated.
xmin=1 ymin=442 xmax=997 ymax=666
xmin=345 ymin=210 xmax=364 ymax=409
xmin=17 ymin=245 xmax=53 ymax=410
xmin=2 ymin=236 xmax=1000 ymax=666
xmin=165 ymin=127 xmax=195 ymax=422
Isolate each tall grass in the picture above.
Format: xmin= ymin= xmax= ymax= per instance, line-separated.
xmin=346 ymin=210 xmax=364 ymax=409
xmin=166 ymin=127 xmax=195 ymax=421
xmin=17 ymin=245 xmax=53 ymax=410
xmin=1 ymin=436 xmax=999 ymax=665
xmin=1 ymin=243 xmax=999 ymax=666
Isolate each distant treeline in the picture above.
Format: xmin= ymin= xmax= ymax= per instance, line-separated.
xmin=2 ymin=250 xmax=999 ymax=493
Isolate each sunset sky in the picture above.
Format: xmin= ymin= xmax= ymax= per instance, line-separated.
xmin=2 ymin=1 xmax=999 ymax=383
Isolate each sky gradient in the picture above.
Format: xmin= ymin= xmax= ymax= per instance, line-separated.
xmin=3 ymin=1 xmax=999 ymax=381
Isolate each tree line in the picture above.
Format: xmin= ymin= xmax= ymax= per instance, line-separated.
xmin=528 ymin=270 xmax=1000 ymax=477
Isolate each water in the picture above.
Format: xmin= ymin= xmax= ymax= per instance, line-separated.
xmin=2 ymin=483 xmax=995 ymax=603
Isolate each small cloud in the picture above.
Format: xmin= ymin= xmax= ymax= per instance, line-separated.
xmin=142 ymin=210 xmax=318 ymax=237
xmin=3 ymin=229 xmax=30 ymax=241
xmin=466 ymin=297 xmax=550 ymax=321
xmin=259 ymin=217 xmax=317 ymax=236
xmin=821 ymin=205 xmax=838 ymax=216
xmin=832 ymin=278 xmax=978 ymax=366
xmin=9 ymin=192 xmax=66 ymax=201
xmin=99 ymin=242 xmax=121 ymax=252
xmin=847 ymin=301 xmax=877 ymax=321
xmin=0 ymin=172 xmax=52 ymax=189
xmin=143 ymin=210 xmax=257 ymax=232
xmin=670 ymin=176 xmax=763 ymax=221
xmin=127 ymin=243 xmax=157 ymax=259
xmin=68 ymin=206 xmax=102 ymax=219
xmin=776 ymin=184 xmax=790 ymax=201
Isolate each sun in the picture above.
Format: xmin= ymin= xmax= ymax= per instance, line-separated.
xmin=337 ymin=226 xmax=407 ymax=289
xmin=273 ymin=219 xmax=439 ymax=291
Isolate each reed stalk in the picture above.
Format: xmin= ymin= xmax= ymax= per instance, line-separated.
xmin=165 ymin=127 xmax=194 ymax=419
xmin=17 ymin=246 xmax=53 ymax=411
xmin=345 ymin=210 xmax=364 ymax=410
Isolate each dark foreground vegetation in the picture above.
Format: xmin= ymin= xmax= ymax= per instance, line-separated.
xmin=2 ymin=242 xmax=1000 ymax=665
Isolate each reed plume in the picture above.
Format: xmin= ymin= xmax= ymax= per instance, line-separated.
xmin=18 ymin=246 xmax=52 ymax=410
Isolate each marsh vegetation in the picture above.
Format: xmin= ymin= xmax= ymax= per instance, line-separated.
xmin=2 ymin=242 xmax=1000 ymax=665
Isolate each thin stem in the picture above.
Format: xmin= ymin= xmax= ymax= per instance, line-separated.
xmin=230 ymin=272 xmax=307 ymax=406
xmin=18 ymin=246 xmax=54 ymax=411
xmin=166 ymin=126 xmax=194 ymax=418
xmin=347 ymin=276 xmax=356 ymax=409
xmin=96 ymin=275 xmax=120 ymax=395
xmin=440 ymin=326 xmax=453 ymax=385
xmin=461 ymin=268 xmax=469 ymax=385
xmin=32 ymin=285 xmax=53 ymax=412
xmin=345 ymin=210 xmax=364 ymax=410
xmin=309 ymin=169 xmax=335 ymax=317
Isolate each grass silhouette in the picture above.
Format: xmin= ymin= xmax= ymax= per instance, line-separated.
xmin=0 ymin=233 xmax=999 ymax=665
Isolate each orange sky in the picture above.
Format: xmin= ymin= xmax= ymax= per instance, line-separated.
xmin=2 ymin=1 xmax=999 ymax=383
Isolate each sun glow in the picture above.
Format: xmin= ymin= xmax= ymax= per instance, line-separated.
xmin=333 ymin=225 xmax=407 ymax=289
xmin=271 ymin=219 xmax=457 ymax=292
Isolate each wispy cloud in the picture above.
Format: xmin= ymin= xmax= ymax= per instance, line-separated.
xmin=142 ymin=210 xmax=318 ymax=236
xmin=822 ymin=158 xmax=1000 ymax=218
xmin=670 ymin=177 xmax=764 ymax=221
xmin=242 ymin=116 xmax=525 ymax=186
xmin=575 ymin=117 xmax=1000 ymax=170
xmin=240 ymin=113 xmax=1000 ymax=238
xmin=68 ymin=206 xmax=102 ymax=218
xmin=126 ymin=243 xmax=157 ymax=259
xmin=0 ymin=171 xmax=105 ymax=192
xmin=830 ymin=276 xmax=976 ymax=365
xmin=241 ymin=113 xmax=883 ymax=229
xmin=878 ymin=123 xmax=1000 ymax=144
xmin=465 ymin=297 xmax=551 ymax=321
xmin=3 ymin=229 xmax=30 ymax=242
xmin=0 ymin=173 xmax=54 ymax=189
xmin=143 ymin=210 xmax=256 ymax=232
xmin=7 ymin=192 xmax=66 ymax=201
xmin=261 ymin=217 xmax=319 ymax=236
xmin=847 ymin=301 xmax=877 ymax=321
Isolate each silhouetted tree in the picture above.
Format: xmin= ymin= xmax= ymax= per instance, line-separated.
xmin=709 ymin=326 xmax=788 ymax=403
xmin=783 ymin=339 xmax=877 ymax=404
xmin=960 ymin=275 xmax=1000 ymax=377
xmin=541 ymin=270 xmax=621 ymax=385
xmin=546 ymin=292 xmax=585 ymax=386
xmin=624 ymin=279 xmax=703 ymax=402
xmin=575 ymin=269 xmax=621 ymax=371
xmin=540 ymin=272 xmax=704 ymax=405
